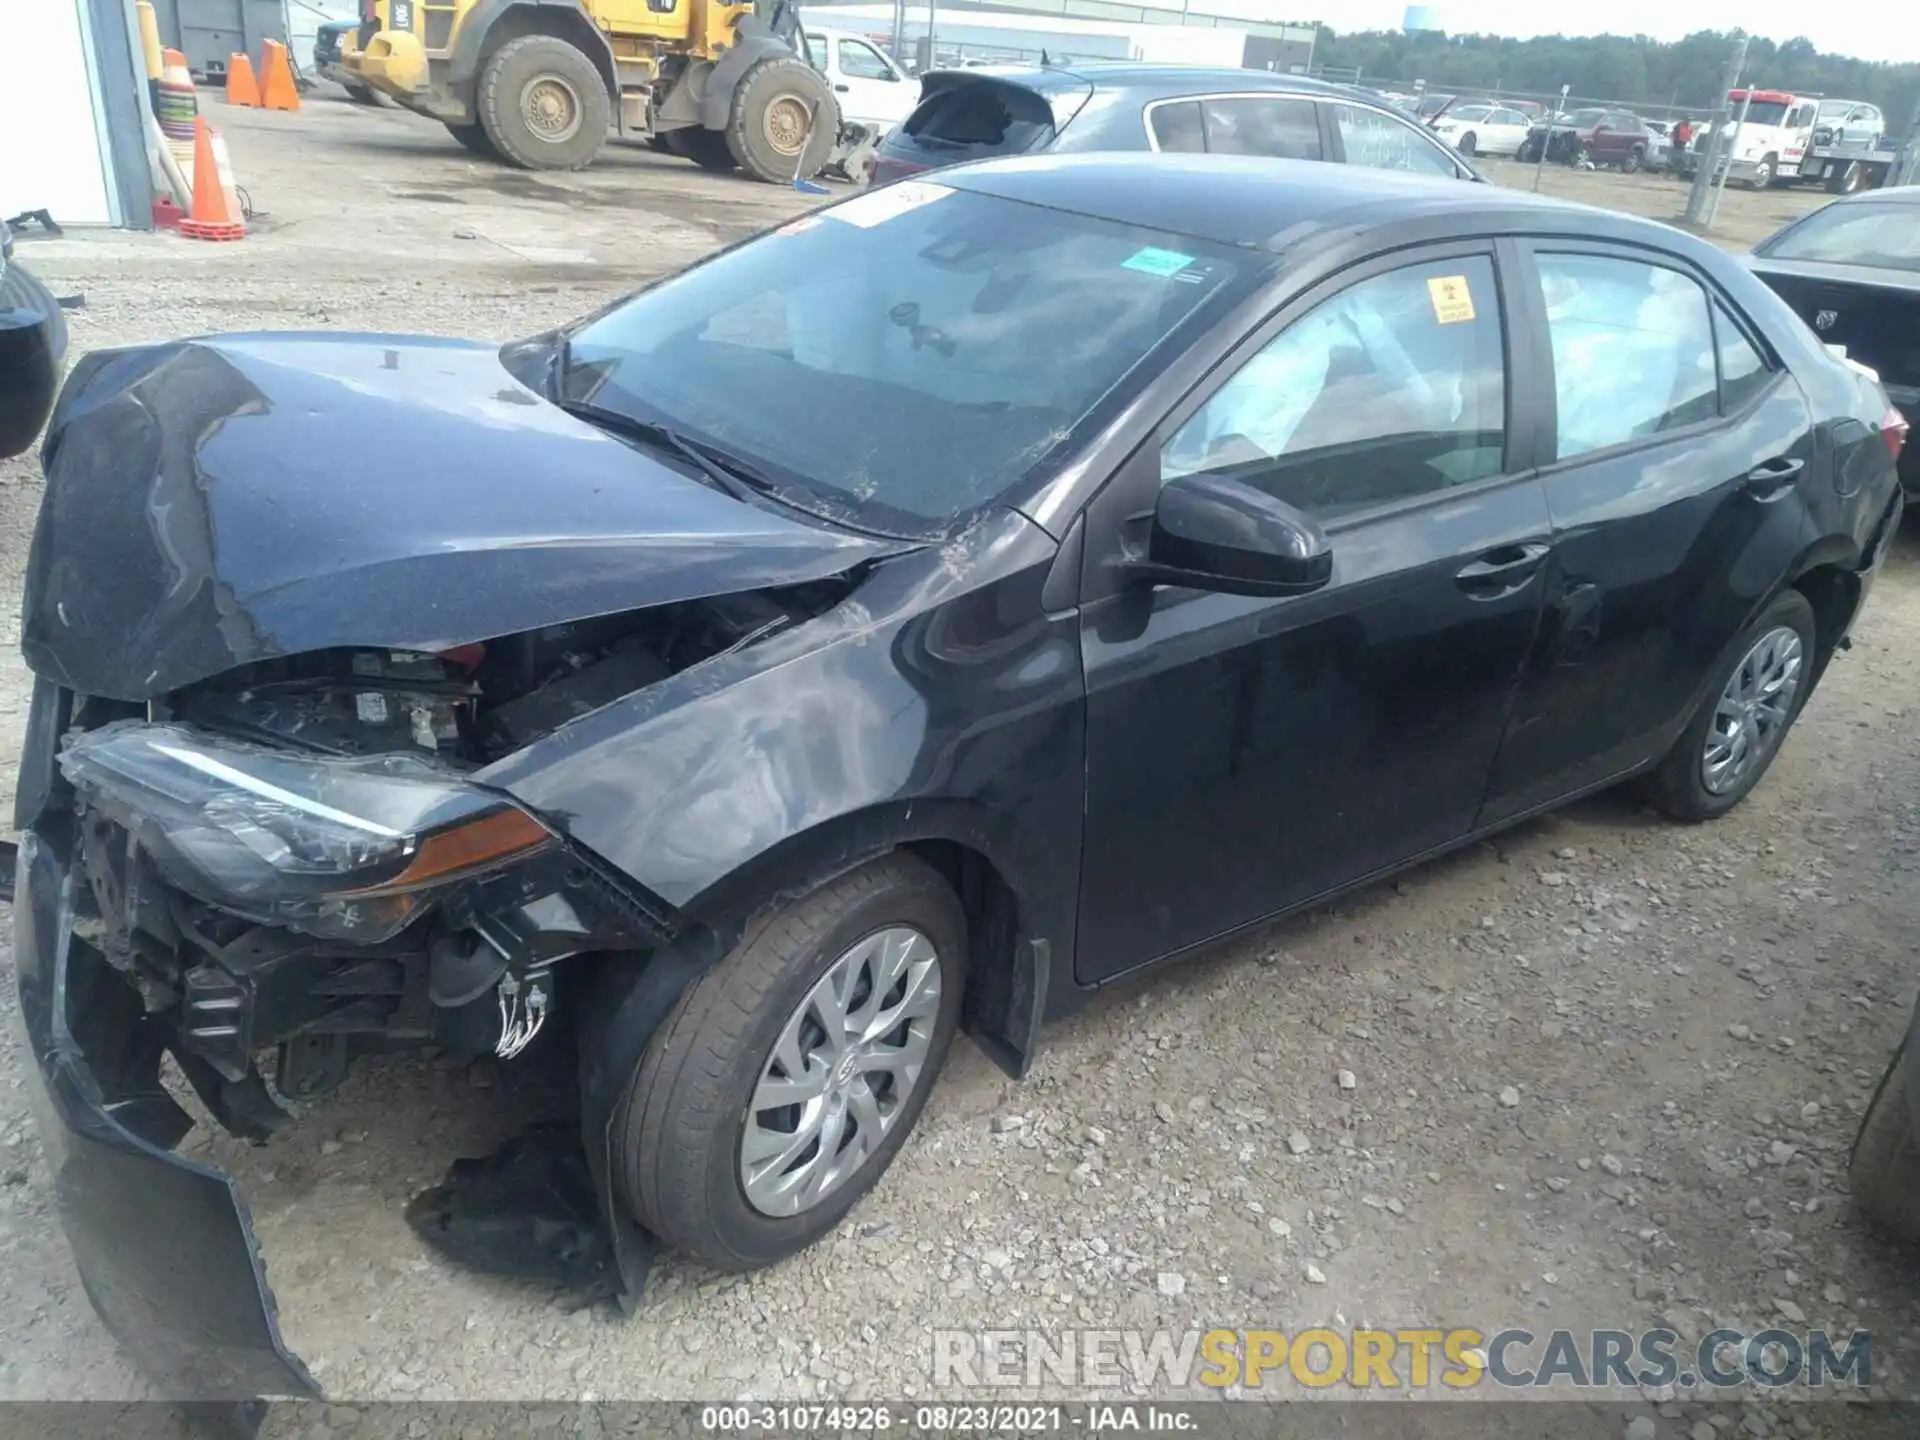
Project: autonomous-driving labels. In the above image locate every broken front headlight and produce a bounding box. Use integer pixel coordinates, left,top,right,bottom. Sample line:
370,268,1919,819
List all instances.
60,722,554,941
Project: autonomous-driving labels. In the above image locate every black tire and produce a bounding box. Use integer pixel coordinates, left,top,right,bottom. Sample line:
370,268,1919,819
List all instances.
664,127,737,172
1827,161,1863,195
1748,154,1776,190
1851,1039,1920,1241
613,852,966,1271
477,33,609,171
1457,131,1477,157
342,81,381,106
1640,589,1816,823
724,54,839,184
1621,144,1644,174
444,121,499,159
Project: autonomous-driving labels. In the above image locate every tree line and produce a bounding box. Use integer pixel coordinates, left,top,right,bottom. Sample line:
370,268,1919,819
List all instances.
1313,27,1920,122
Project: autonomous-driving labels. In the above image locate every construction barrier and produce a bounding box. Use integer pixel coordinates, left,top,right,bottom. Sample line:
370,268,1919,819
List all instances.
259,40,299,112
226,52,262,107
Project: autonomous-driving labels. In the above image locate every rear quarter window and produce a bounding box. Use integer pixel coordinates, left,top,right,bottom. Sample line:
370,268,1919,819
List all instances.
895,81,1056,160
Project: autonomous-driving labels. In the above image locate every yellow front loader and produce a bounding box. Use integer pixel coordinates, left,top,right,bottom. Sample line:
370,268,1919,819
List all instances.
342,0,843,180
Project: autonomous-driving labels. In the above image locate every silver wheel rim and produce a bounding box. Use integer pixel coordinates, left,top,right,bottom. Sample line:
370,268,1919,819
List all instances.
1701,625,1802,795
740,926,941,1217
521,72,582,144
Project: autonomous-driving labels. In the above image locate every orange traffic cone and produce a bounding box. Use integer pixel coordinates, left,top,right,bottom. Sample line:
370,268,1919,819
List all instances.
226,52,262,107
258,39,299,111
180,118,246,241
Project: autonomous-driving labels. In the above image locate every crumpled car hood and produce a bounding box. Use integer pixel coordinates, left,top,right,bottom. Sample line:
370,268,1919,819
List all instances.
21,334,901,701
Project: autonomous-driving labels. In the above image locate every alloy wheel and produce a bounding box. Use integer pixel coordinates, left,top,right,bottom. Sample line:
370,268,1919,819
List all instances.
740,926,942,1217
1701,625,1803,795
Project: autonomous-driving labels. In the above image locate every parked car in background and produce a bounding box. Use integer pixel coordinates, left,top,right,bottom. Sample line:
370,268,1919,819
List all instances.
1747,185,1920,494
1430,102,1533,157
1518,108,1655,170
0,218,65,460
803,26,917,137
1851,985,1920,1241
17,154,1904,1398
313,18,377,105
872,66,1483,185
1642,120,1674,171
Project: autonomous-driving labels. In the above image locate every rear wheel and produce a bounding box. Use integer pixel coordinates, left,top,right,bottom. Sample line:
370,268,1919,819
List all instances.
724,54,838,183
665,127,737,172
1827,160,1864,195
612,853,965,1269
444,121,499,159
477,33,610,171
1621,144,1644,173
1641,590,1815,822
1457,131,1477,157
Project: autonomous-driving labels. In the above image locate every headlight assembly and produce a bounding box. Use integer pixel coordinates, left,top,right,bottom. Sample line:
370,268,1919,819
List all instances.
60,722,554,941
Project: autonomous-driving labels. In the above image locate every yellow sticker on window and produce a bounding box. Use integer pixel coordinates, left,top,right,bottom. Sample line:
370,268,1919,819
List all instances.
1427,275,1476,324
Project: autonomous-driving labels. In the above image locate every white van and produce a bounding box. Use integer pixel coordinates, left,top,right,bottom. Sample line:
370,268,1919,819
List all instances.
803,27,918,138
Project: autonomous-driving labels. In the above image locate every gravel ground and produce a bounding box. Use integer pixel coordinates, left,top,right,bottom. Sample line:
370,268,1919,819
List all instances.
2,96,1918,1435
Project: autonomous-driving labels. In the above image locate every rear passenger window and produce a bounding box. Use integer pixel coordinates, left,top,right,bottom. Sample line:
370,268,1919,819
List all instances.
1203,97,1322,161
1538,253,1718,459
1150,100,1205,153
899,81,1055,160
1714,302,1771,412
1333,104,1457,176
1162,255,1506,521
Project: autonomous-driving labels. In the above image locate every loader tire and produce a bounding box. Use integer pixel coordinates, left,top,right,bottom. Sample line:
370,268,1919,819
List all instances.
665,127,738,172
445,122,499,159
478,34,609,171
724,55,838,184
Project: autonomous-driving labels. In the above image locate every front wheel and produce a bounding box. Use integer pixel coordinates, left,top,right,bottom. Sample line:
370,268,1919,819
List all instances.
444,121,499,159
665,127,737,172
1640,589,1815,822
612,853,966,1270
477,33,610,170
1457,131,1477,157
1748,155,1776,190
724,54,838,183
1621,145,1644,173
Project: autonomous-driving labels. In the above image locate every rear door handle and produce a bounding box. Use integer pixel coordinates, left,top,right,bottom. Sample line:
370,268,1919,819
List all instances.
834,83,850,92
1456,542,1550,597
1745,455,1804,499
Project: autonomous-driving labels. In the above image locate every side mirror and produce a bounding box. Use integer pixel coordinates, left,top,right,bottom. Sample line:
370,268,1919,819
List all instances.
1133,471,1332,598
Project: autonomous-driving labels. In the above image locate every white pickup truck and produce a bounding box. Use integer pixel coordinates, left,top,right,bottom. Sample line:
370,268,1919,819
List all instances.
802,26,918,139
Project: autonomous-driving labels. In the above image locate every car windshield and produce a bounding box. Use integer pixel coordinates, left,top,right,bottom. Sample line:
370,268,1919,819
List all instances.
563,184,1245,537
1735,100,1791,127
1762,203,1920,272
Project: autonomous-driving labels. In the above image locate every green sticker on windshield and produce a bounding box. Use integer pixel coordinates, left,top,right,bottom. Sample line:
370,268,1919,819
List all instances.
1122,246,1194,278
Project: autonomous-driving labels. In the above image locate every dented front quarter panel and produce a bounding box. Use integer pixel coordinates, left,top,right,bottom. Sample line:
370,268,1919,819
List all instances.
23,335,903,701
481,508,1087,979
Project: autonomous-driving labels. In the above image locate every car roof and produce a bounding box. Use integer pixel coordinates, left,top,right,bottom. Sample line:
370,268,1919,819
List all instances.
954,62,1367,104
936,152,1690,253
1823,184,1920,207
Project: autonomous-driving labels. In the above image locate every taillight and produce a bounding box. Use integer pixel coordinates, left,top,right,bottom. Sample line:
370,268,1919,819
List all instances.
1885,406,1910,461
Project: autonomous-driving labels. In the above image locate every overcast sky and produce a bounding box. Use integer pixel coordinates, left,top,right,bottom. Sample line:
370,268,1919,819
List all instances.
1326,3,1920,65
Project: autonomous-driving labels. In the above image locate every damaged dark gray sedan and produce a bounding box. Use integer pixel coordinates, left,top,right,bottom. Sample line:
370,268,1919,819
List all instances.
13,155,1904,1398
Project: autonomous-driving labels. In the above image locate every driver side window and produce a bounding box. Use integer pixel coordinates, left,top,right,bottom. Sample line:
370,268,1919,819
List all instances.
1162,254,1507,522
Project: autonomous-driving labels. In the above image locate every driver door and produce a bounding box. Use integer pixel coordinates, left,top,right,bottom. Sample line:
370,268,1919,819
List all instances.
1073,243,1553,984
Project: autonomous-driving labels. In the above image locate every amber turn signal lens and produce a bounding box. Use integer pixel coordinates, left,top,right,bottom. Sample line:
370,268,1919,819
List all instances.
353,807,553,893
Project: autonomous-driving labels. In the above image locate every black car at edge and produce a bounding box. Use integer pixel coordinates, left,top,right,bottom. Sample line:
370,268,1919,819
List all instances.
12,155,1905,1398
1744,184,1920,494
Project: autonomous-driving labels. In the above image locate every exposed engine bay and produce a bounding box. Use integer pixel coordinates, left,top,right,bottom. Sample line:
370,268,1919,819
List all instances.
60,582,848,1139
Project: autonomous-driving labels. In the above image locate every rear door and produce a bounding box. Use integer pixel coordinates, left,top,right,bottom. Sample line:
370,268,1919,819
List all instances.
1479,244,1817,823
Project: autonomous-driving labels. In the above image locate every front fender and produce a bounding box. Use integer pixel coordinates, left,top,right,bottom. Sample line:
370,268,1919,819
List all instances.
480,507,1084,995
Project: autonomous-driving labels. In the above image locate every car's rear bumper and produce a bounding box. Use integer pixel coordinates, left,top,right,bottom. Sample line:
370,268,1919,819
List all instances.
12,822,318,1399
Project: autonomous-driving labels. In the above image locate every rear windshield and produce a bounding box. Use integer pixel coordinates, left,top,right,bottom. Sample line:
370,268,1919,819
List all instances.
1761,203,1920,272
893,80,1056,160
